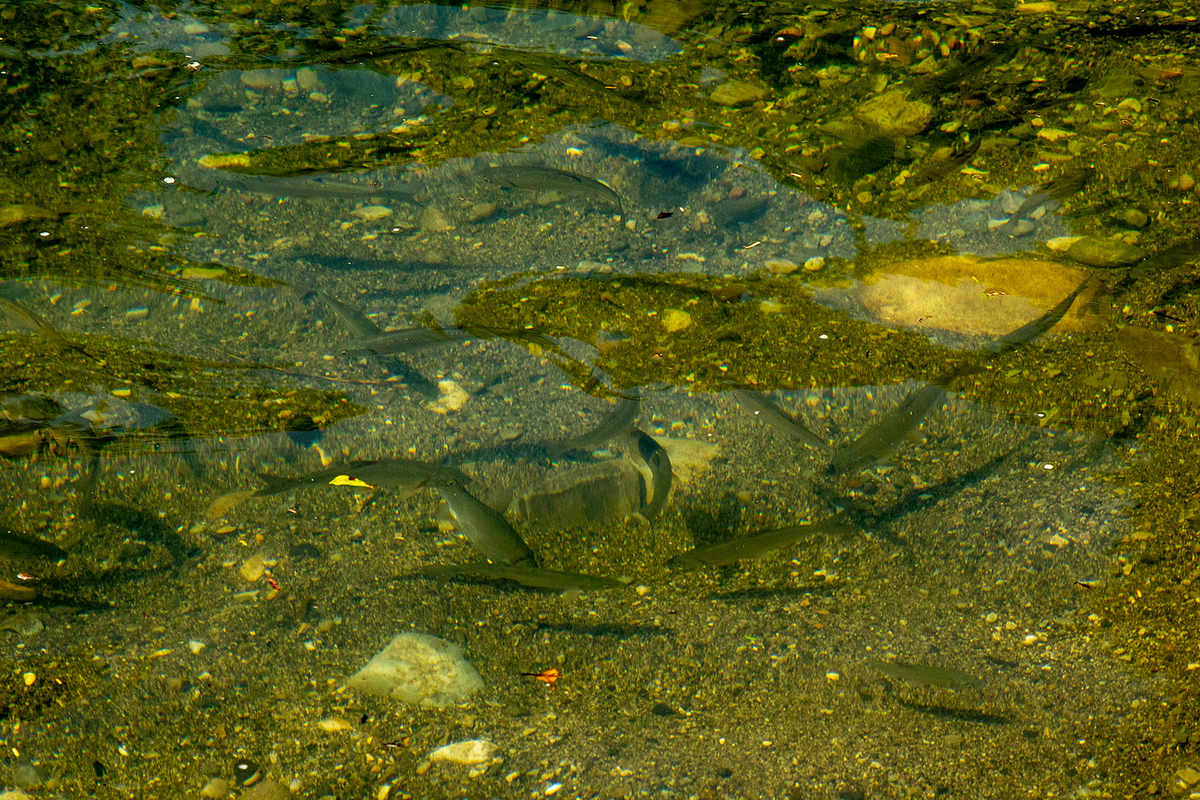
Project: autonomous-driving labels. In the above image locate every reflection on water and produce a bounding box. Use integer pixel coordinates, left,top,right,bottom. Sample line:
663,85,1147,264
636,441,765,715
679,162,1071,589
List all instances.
3,0,1200,797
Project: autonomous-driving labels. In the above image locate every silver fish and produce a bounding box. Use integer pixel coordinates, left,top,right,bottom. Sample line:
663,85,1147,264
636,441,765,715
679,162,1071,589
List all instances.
484,165,623,215
732,390,830,452
829,384,946,475
987,273,1093,354
629,429,671,519
867,658,982,690
432,479,538,567
1000,167,1091,235
667,511,853,568
548,397,639,456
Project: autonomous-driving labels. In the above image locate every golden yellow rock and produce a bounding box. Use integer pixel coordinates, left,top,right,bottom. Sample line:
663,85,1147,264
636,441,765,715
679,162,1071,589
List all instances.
661,309,692,333
23,672,35,686
430,380,468,414
240,553,266,582
816,255,1097,337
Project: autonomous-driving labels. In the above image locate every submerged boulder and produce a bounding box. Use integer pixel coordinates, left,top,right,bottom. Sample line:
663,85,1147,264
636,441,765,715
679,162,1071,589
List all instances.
346,633,484,707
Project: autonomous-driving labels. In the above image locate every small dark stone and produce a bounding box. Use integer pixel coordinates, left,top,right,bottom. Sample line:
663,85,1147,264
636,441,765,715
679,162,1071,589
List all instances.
650,702,675,717
716,767,733,779
92,760,106,779
288,542,321,560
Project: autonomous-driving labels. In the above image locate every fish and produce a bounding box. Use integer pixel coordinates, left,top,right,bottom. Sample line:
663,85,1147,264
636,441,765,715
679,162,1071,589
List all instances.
548,396,639,456
828,383,947,475
986,273,1093,354
316,292,439,397
909,135,981,188
867,658,982,690
1000,167,1092,234
253,458,464,498
0,292,100,362
189,169,418,203
347,323,556,357
0,527,68,560
732,390,831,452
483,165,623,215
415,563,625,591
430,477,538,567
1136,234,1200,271
628,429,671,519
667,511,853,568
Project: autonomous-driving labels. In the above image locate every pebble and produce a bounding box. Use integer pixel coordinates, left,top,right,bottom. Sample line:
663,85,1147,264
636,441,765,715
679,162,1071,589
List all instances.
352,205,392,221
468,202,497,222
346,632,485,707
242,779,290,800
710,80,767,107
661,308,692,332
1067,236,1145,268
199,777,229,798
1178,766,1200,787
295,67,321,92
855,90,933,136
765,258,798,275
430,380,468,414
240,69,282,91
125,307,149,320
1110,208,1149,229
428,739,497,765
803,256,825,272
239,554,266,582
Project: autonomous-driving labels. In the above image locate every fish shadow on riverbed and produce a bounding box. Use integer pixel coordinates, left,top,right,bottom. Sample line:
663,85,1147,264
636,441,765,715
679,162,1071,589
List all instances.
706,584,835,602
531,619,674,639
892,695,1011,726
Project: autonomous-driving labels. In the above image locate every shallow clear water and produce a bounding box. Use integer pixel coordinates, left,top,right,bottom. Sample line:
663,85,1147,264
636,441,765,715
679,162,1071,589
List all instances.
2,1,1200,798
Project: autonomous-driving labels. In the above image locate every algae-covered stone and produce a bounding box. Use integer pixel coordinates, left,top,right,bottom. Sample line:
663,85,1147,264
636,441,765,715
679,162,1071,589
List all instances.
661,308,692,332
710,80,768,107
1067,236,1145,268
347,633,484,707
855,91,933,136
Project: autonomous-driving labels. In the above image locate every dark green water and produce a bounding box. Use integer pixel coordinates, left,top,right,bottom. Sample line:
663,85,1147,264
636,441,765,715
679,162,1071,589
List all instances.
2,1,1200,797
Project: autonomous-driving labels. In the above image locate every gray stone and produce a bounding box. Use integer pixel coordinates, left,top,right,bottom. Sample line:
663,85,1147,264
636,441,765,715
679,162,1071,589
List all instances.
347,633,484,707
1068,236,1145,268
513,459,643,529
